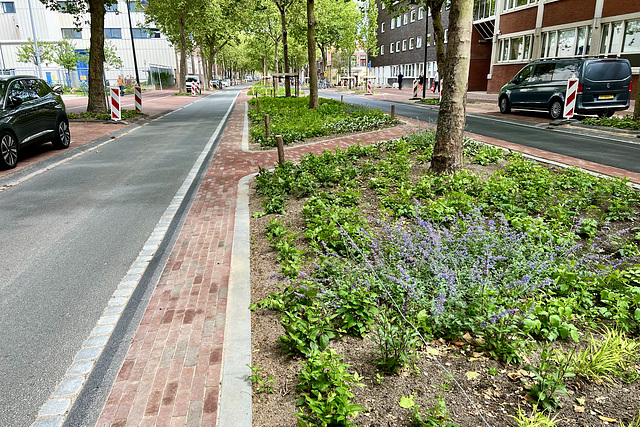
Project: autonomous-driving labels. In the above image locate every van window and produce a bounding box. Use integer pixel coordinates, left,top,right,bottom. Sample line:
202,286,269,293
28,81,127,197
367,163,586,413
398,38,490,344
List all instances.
552,63,579,81
514,64,534,83
584,61,631,81
531,63,555,82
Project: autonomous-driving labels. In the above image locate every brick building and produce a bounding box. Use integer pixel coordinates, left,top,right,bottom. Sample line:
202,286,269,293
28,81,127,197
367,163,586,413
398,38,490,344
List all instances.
372,0,639,97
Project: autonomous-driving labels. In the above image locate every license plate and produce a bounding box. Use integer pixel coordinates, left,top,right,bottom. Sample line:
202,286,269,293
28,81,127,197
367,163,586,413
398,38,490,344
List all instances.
598,95,614,100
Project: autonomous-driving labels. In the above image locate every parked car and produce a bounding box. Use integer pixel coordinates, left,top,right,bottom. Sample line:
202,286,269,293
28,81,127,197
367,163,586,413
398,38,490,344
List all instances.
185,75,200,93
0,75,70,169
498,58,632,120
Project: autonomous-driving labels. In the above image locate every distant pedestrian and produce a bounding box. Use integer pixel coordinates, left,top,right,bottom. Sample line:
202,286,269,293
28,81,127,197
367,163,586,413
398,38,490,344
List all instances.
117,75,125,95
418,73,424,91
397,72,403,90
433,71,440,94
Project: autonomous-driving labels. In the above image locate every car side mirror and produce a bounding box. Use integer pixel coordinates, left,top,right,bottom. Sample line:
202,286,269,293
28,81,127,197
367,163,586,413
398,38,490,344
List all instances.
52,85,63,94
7,96,23,108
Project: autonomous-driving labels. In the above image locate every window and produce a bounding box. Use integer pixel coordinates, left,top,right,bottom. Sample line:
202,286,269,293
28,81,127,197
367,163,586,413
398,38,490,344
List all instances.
104,28,122,39
531,63,555,82
360,55,366,66
396,16,401,27
106,3,117,12
498,34,533,62
504,0,536,11
409,38,414,49
601,20,639,55
416,36,422,48
396,41,400,52
541,26,591,58
426,33,431,46
61,28,82,39
444,29,448,43
410,9,416,22
57,1,74,13
403,12,408,25
402,39,407,51
390,43,394,53
381,22,385,33
1,2,15,13
381,45,384,55
418,7,424,19
8,79,37,103
623,19,640,53
391,19,395,29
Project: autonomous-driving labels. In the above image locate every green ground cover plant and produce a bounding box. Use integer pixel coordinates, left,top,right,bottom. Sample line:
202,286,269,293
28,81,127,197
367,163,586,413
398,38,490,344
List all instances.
67,109,143,121
247,96,399,148
581,115,640,130
250,126,640,425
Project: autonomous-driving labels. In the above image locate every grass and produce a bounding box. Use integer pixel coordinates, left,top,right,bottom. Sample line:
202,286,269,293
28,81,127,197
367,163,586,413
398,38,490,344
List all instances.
67,109,145,121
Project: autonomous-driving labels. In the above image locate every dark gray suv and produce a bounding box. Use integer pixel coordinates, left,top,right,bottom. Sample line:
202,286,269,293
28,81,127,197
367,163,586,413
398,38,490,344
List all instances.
498,58,632,120
0,75,70,169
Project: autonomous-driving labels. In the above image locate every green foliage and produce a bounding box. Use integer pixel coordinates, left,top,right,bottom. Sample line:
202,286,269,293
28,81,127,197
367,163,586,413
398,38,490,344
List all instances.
510,405,559,426
560,327,640,384
15,38,53,65
67,109,143,121
471,144,505,166
371,310,420,374
266,218,306,277
582,114,640,130
296,349,365,426
331,283,379,338
248,96,398,148
524,346,575,411
247,365,275,394
399,394,459,427
481,315,531,365
523,297,580,343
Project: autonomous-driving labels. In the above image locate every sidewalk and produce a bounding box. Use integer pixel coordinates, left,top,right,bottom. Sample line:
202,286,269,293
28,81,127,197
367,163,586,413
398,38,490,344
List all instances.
92,88,640,427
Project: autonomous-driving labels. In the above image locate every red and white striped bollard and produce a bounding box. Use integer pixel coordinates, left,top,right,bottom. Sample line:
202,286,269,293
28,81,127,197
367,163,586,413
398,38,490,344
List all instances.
110,87,121,121
412,79,419,98
134,86,142,112
563,78,579,119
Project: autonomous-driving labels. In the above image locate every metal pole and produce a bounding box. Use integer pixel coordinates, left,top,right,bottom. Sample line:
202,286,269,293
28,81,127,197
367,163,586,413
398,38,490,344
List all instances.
422,7,428,99
27,0,42,78
0,43,6,73
126,0,141,86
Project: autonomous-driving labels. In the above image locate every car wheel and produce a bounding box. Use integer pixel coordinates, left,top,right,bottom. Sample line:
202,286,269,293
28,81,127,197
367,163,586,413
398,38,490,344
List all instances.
549,99,563,120
52,117,71,149
499,96,511,114
0,131,18,169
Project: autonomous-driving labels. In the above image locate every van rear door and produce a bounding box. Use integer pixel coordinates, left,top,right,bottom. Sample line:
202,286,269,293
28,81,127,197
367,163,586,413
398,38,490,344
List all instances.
580,59,631,109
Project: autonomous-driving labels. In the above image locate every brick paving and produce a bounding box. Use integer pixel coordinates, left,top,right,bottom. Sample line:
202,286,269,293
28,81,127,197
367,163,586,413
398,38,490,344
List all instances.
94,92,420,427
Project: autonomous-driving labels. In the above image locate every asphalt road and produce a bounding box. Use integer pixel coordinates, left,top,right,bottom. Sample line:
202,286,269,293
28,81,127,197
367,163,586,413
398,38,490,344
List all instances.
320,91,640,174
0,87,241,426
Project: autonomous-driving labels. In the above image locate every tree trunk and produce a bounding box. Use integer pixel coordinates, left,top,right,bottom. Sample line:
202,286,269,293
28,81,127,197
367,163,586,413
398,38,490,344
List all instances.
87,0,107,114
430,0,473,174
178,15,187,93
274,40,279,91
430,2,446,74
279,8,291,97
307,0,318,109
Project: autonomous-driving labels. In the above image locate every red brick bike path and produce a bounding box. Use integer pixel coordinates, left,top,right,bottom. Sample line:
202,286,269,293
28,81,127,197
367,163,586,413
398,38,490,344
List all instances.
95,93,420,427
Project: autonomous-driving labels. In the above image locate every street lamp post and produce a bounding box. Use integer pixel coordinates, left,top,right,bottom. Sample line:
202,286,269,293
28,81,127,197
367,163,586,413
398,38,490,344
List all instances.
27,0,42,78
126,0,148,86
422,8,428,99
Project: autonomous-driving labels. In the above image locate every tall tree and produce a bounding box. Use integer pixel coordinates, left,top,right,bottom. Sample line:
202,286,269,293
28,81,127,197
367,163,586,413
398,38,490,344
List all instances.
144,0,201,93
40,0,115,113
52,39,82,87
382,0,472,173
272,0,296,96
15,39,53,66
306,0,318,109
314,0,359,76
357,0,379,67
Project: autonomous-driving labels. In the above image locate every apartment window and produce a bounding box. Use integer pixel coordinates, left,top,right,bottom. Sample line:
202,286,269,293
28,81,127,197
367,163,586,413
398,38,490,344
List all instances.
541,26,591,58
61,28,82,39
381,22,385,33
106,3,117,12
403,12,408,25
410,9,416,22
444,29,448,43
504,0,536,11
416,36,422,48
498,34,533,62
390,43,394,53
391,19,395,30
418,7,424,19
396,16,401,27
409,38,414,49
104,28,122,39
380,45,384,55
402,39,407,51
2,2,15,13
132,28,159,38
601,20,640,55
426,33,431,46
360,55,366,66
396,41,400,52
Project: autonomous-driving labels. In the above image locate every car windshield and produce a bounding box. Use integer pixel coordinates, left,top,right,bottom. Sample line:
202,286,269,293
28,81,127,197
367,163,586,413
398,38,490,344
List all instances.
584,61,631,81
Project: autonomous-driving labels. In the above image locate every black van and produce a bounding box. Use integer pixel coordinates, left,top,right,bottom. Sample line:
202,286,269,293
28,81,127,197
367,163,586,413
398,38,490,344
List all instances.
498,58,632,119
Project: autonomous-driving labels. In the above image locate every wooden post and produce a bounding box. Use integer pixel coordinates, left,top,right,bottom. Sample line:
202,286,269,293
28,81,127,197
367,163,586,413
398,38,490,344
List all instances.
265,114,271,140
340,95,343,103
275,135,285,165
256,99,260,111
391,105,395,119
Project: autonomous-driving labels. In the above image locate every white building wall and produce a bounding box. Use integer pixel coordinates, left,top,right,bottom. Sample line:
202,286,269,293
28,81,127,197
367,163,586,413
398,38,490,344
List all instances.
0,0,180,86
